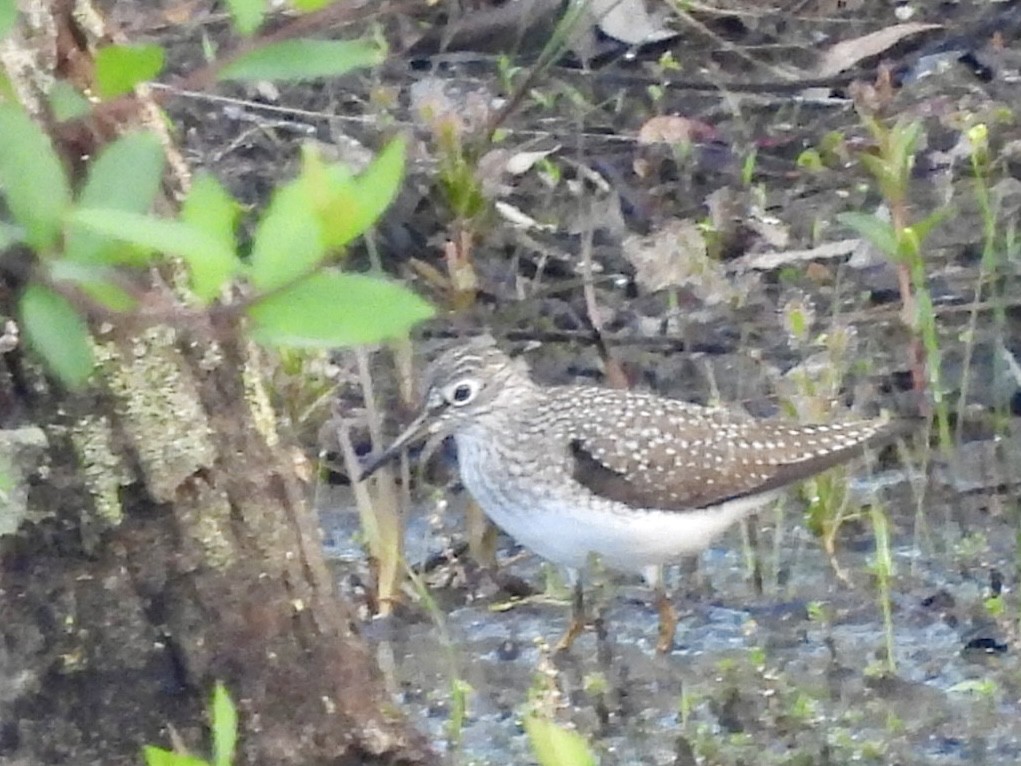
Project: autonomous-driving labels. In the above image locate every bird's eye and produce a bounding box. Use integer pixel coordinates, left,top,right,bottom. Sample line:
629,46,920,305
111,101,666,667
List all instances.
448,380,477,405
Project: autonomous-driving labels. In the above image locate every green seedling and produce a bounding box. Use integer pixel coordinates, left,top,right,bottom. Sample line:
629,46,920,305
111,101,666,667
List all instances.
839,117,948,449
144,682,236,766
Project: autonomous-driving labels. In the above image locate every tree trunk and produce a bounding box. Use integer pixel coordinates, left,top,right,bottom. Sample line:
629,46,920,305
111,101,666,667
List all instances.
0,3,433,765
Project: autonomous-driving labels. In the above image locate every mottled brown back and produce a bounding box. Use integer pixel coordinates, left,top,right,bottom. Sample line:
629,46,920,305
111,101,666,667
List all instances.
546,386,911,511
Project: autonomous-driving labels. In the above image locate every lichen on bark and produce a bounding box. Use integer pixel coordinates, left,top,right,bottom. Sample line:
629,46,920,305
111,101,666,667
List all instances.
96,325,216,502
69,414,126,546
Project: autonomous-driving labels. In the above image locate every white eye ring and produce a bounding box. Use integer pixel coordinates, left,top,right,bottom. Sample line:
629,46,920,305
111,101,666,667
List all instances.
445,379,479,406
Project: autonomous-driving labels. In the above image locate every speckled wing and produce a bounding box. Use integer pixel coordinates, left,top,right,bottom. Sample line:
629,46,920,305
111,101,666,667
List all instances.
548,386,909,512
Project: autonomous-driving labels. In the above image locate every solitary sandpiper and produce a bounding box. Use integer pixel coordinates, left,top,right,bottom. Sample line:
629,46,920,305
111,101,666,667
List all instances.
360,336,911,652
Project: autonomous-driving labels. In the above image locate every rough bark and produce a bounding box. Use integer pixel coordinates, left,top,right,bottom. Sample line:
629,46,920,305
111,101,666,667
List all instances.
0,2,433,764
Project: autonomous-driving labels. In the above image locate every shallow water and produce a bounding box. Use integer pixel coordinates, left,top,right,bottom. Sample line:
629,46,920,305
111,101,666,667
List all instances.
319,455,1021,766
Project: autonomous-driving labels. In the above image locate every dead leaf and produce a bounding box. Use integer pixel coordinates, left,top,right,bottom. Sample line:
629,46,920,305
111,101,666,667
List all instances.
731,239,860,272
586,0,679,46
745,215,790,250
848,64,896,114
804,262,834,283
292,448,314,484
495,201,555,231
505,145,560,175
637,115,717,146
632,156,652,178
163,0,206,25
705,187,738,236
623,219,736,304
473,142,581,197
476,148,513,199
815,22,941,78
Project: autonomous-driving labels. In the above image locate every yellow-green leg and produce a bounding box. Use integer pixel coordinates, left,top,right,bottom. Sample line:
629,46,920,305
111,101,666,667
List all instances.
645,564,677,653
655,584,678,653
555,577,586,653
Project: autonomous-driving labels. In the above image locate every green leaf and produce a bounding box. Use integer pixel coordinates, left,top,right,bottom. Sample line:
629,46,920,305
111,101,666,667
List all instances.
219,39,385,82
858,153,893,188
142,748,176,766
94,44,165,99
910,207,948,246
291,0,331,9
0,72,14,102
796,149,824,172
248,271,433,348
838,212,897,258
210,683,237,766
142,746,211,766
248,181,325,292
48,81,92,122
523,714,597,766
142,746,171,766
891,120,922,167
80,133,165,211
0,1,15,39
181,174,241,301
49,260,137,312
19,284,94,386
65,132,166,264
0,104,71,251
305,138,405,249
70,209,236,293
199,29,217,62
224,0,266,35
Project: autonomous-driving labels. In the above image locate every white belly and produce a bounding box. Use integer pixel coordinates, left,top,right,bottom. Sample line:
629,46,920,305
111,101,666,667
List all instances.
454,432,777,575
490,492,777,572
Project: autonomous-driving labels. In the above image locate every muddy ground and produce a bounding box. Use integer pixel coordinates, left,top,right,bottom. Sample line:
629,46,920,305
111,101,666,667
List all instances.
122,0,1021,762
